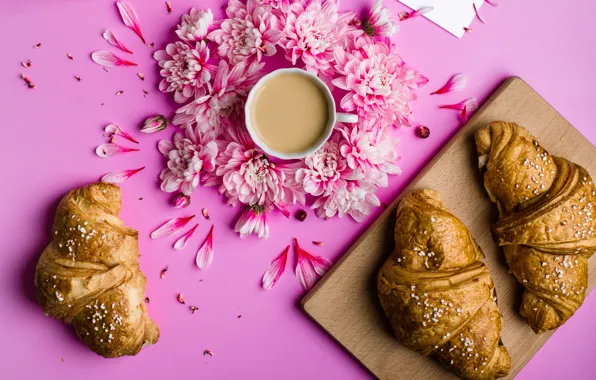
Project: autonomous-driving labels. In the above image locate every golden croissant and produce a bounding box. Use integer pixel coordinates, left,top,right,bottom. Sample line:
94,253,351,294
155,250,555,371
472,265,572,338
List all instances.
476,121,595,333
35,183,159,358
378,189,511,380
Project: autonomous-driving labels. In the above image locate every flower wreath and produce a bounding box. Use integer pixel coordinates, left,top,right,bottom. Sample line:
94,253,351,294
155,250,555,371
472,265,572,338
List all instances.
153,0,427,239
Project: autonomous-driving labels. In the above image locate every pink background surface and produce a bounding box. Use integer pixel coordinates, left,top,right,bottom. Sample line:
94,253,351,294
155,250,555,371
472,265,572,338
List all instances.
2,0,596,379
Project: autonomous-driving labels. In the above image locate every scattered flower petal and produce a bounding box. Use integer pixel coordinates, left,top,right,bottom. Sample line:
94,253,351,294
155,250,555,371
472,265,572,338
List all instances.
295,238,332,290
151,215,195,239
173,193,191,208
174,224,198,250
116,90,124,95
21,74,35,88
439,97,478,112
100,167,145,184
189,305,199,313
313,241,324,246
147,42,154,48
141,115,167,133
74,75,81,81
203,350,213,356
459,106,469,124
166,1,172,14
296,209,307,222
274,203,290,219
400,6,433,20
144,297,150,303
177,293,185,304
416,126,430,139
473,3,486,24
95,143,139,158
195,225,214,269
464,27,472,33
104,123,139,144
116,0,146,43
137,72,145,80
33,43,41,48
202,208,210,220
430,73,467,95
102,30,133,54
262,246,289,290
91,51,137,67
67,53,73,60
21,60,32,68
160,266,168,279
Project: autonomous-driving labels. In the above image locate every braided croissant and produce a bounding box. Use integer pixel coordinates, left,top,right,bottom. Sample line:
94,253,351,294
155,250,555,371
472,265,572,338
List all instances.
378,189,511,380
35,183,159,358
476,121,595,333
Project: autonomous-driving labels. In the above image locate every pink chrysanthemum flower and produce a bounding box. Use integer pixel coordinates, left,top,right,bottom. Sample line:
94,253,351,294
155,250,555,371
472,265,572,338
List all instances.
235,204,270,239
332,38,428,127
362,0,398,37
153,41,215,104
173,59,263,135
295,133,357,197
311,181,380,222
207,0,282,64
280,0,355,76
339,121,401,187
256,0,292,13
206,124,305,207
158,126,218,196
176,8,218,42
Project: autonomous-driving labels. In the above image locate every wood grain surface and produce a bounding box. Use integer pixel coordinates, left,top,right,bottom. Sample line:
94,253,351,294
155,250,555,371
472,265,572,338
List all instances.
301,77,596,380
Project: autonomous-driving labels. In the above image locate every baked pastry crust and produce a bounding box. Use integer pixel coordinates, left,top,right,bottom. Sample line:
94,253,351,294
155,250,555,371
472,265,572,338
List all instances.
35,183,159,358
378,189,511,380
476,121,595,333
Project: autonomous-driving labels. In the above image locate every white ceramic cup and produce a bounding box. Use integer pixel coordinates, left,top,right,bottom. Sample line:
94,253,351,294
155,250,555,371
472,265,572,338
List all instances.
245,68,359,160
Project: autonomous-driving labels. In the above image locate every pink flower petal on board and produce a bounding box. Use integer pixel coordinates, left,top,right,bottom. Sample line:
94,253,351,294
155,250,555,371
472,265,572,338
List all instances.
116,0,146,43
262,246,290,290
430,73,467,95
294,238,332,290
151,215,195,239
102,30,133,54
174,224,198,250
91,51,137,67
95,143,139,158
274,203,290,219
196,226,214,269
100,167,145,183
439,97,478,112
400,6,433,20
103,123,139,144
473,3,486,24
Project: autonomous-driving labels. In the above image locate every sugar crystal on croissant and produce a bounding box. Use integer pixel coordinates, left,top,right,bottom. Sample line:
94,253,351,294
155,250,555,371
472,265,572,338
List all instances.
35,182,159,358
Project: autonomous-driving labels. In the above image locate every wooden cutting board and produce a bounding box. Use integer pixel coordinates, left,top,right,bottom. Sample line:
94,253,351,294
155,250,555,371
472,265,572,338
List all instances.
302,77,596,379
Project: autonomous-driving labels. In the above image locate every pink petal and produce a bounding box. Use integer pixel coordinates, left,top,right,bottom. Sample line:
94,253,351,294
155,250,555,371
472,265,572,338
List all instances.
438,97,478,112
473,3,486,24
103,123,139,144
262,245,289,290
116,0,146,43
459,106,469,124
95,143,139,158
294,238,332,291
158,140,173,156
196,225,214,269
430,73,467,95
174,224,198,250
100,167,144,183
274,203,290,219
91,51,137,67
401,6,433,20
102,30,133,54
151,215,195,239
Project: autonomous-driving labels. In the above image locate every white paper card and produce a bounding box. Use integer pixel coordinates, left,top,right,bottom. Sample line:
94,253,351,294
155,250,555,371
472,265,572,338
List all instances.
398,0,484,39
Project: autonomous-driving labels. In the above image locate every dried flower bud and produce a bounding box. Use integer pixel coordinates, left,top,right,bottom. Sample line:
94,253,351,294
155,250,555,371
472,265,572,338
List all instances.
144,297,150,303
296,209,307,222
141,114,167,134
173,193,191,208
416,126,430,139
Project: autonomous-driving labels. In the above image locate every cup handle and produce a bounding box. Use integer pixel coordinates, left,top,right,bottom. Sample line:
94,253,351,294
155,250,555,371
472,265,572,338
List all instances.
336,113,359,123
